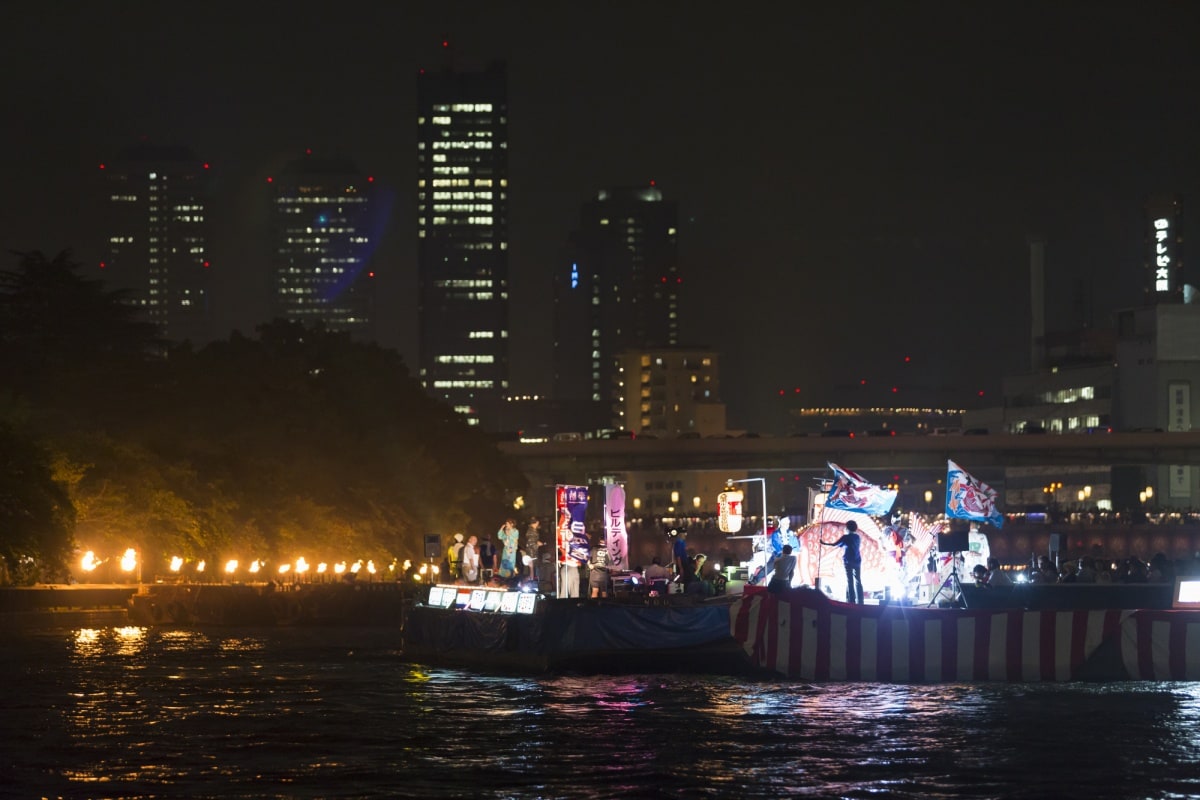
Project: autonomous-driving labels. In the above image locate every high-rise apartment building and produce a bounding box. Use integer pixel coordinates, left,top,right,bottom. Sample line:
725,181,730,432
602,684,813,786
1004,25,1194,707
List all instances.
268,154,379,339
99,143,213,345
614,347,725,437
553,185,681,432
416,61,509,428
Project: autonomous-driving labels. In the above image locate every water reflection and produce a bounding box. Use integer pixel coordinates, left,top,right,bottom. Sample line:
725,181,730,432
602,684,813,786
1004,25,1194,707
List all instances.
10,628,1200,798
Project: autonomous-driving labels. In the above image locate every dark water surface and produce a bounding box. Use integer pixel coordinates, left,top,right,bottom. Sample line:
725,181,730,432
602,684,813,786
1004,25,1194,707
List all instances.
4,624,1200,799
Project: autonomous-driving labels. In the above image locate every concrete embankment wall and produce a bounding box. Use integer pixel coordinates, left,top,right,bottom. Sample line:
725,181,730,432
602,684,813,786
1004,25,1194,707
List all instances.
0,585,137,629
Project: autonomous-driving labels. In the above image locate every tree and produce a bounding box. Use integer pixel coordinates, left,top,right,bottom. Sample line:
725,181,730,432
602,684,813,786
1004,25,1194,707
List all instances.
0,424,75,584
0,250,162,385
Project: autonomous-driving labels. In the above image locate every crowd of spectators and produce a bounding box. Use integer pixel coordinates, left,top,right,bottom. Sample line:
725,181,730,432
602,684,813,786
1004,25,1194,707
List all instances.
976,551,1200,586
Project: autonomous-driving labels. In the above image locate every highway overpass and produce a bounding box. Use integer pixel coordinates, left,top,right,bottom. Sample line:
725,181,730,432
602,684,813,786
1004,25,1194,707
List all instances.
499,431,1200,474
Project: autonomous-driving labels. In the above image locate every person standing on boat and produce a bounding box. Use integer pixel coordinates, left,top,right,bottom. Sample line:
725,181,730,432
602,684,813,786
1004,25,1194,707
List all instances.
821,520,864,604
446,533,465,581
672,530,689,582
588,534,610,598
523,518,542,579
461,535,480,585
497,518,520,580
767,545,796,593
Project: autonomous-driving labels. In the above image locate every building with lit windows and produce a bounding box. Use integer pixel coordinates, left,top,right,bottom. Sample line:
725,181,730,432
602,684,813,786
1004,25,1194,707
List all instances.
976,196,1200,511
553,185,681,432
416,61,509,428
614,347,725,438
99,143,213,344
268,154,379,339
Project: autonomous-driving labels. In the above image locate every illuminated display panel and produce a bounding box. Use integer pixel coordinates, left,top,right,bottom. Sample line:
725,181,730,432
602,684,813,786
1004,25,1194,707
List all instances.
455,590,471,608
1174,578,1200,608
483,591,503,612
437,588,456,608
516,593,537,614
500,591,519,613
468,589,487,610
427,586,445,606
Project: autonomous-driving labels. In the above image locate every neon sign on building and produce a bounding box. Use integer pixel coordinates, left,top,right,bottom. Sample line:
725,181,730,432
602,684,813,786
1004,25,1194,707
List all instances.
1148,196,1181,298
1154,216,1173,293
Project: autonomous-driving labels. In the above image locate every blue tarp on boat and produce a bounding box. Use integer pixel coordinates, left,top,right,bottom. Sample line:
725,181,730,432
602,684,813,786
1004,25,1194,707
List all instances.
403,599,740,672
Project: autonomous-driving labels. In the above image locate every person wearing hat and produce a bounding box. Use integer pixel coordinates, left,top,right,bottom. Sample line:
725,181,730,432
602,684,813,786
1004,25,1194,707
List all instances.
446,533,465,581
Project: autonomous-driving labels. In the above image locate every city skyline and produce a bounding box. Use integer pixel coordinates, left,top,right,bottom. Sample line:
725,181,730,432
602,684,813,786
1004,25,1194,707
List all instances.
4,2,1200,433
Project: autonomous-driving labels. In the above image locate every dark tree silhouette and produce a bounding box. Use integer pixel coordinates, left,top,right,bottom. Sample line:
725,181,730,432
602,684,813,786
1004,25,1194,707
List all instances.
0,249,161,382
0,424,74,584
0,248,528,581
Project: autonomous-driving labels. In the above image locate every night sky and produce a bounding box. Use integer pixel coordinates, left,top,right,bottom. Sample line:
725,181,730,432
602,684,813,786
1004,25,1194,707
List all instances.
4,2,1200,433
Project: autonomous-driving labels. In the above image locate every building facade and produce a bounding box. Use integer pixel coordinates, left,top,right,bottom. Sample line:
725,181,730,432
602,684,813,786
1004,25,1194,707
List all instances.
268,154,378,339
553,185,681,431
614,347,725,437
100,143,213,345
416,61,509,428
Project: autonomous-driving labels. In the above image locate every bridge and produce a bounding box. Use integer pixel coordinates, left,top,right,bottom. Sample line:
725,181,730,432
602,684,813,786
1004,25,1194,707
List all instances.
499,431,1200,476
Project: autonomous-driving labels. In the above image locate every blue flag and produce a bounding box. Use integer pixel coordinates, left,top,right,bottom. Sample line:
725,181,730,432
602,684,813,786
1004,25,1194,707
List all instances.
826,462,897,516
945,460,1004,528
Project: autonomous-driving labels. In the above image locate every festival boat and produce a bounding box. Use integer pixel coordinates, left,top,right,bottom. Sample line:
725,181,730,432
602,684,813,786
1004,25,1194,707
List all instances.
727,490,1200,682
401,574,1200,682
731,583,1200,682
401,583,749,673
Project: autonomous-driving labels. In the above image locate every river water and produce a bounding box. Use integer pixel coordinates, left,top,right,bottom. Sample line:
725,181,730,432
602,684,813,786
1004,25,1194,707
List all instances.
3,623,1200,799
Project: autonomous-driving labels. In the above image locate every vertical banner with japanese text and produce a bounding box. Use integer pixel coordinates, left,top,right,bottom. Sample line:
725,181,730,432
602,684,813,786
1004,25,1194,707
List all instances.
1169,382,1192,499
556,485,590,564
604,484,628,571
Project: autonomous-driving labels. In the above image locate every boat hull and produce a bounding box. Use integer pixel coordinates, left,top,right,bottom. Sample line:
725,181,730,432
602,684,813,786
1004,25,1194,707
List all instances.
732,586,1200,682
403,599,749,673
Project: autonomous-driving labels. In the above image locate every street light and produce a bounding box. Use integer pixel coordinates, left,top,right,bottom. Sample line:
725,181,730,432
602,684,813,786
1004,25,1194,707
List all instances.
1043,481,1063,510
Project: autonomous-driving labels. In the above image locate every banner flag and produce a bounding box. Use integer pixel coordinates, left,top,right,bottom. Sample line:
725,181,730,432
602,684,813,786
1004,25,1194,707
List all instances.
604,484,628,571
945,460,1004,528
556,485,591,564
825,462,898,516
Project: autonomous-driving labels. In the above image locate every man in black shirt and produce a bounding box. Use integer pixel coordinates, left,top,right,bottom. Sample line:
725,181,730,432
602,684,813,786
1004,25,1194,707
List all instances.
822,520,864,604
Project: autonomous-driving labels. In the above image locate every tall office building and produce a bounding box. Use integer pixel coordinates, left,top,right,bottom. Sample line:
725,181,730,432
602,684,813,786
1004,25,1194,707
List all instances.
268,153,379,339
99,143,213,345
553,185,681,432
416,61,509,428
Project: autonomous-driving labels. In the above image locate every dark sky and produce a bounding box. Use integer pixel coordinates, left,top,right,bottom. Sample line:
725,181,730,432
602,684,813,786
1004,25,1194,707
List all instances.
4,1,1200,433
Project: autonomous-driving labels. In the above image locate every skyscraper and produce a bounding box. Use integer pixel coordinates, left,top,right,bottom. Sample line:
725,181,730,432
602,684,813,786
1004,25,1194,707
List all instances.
416,61,509,428
553,185,681,432
268,153,379,339
100,142,213,345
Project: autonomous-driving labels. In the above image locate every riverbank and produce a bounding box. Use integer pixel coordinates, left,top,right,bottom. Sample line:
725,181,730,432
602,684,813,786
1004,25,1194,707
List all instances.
0,585,137,630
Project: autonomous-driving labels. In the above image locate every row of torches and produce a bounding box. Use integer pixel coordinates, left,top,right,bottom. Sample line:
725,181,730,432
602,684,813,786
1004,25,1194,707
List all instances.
78,549,442,581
